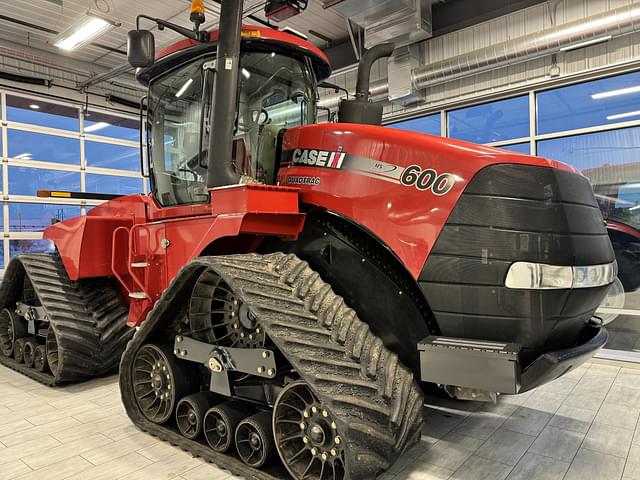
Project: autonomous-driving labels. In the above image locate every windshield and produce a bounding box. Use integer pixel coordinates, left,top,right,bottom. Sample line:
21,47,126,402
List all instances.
147,51,316,207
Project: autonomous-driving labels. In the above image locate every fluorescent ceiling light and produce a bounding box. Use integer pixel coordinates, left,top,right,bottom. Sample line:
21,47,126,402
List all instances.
241,68,251,79
175,78,194,98
560,35,612,52
84,121,111,133
15,153,32,160
592,85,640,99
29,104,40,110
53,11,119,51
606,110,640,121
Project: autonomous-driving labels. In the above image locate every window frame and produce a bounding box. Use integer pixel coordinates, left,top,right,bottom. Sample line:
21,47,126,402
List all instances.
0,87,146,277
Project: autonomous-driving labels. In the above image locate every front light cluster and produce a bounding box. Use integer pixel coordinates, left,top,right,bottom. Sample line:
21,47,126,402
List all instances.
505,261,617,290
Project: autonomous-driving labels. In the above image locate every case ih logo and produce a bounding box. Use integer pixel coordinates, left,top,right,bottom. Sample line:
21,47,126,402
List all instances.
291,149,346,169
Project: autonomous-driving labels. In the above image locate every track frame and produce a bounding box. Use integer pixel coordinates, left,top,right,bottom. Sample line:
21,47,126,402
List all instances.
120,252,423,480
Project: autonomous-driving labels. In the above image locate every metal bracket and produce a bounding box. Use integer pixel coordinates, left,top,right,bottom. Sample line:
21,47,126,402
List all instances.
173,336,277,397
202,60,217,71
16,302,48,336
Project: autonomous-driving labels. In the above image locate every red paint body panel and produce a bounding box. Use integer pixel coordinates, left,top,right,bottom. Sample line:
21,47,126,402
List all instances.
42,119,573,325
45,216,134,280
44,185,305,326
156,25,329,66
606,219,640,239
279,123,576,279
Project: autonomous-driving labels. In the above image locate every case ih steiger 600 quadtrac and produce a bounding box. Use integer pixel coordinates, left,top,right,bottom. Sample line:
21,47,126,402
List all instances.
0,1,617,478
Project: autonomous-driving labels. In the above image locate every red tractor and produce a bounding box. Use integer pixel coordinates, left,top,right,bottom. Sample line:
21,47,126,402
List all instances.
0,1,616,479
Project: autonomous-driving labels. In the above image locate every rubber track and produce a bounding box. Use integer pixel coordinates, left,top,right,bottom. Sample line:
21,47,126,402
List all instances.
0,254,133,385
120,252,423,480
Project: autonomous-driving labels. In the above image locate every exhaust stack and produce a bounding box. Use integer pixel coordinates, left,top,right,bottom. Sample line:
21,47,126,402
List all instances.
338,42,394,125
207,0,244,188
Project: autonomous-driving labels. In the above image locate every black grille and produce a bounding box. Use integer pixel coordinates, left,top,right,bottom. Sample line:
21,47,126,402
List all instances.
419,164,614,363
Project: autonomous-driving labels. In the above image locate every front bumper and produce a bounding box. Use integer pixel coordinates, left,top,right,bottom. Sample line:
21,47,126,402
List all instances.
519,320,607,392
418,320,608,395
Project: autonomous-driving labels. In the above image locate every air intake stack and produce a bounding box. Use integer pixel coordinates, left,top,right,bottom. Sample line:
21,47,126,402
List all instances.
338,42,395,125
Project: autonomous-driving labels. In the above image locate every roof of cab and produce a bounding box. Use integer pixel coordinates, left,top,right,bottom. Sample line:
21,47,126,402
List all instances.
156,25,329,66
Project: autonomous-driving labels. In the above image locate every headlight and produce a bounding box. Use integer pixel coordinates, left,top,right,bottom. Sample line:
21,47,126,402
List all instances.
505,261,617,290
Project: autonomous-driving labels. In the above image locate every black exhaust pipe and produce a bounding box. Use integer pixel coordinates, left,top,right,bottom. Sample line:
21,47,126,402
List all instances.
207,0,244,188
338,42,395,125
355,43,395,101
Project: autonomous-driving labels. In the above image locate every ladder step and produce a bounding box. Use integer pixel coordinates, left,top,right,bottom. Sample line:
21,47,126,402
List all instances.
129,292,148,299
131,262,149,268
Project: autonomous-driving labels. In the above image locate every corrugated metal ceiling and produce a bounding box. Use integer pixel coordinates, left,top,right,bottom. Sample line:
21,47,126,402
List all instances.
0,0,349,71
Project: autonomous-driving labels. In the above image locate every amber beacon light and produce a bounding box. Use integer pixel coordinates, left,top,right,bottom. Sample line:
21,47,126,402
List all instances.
190,0,206,28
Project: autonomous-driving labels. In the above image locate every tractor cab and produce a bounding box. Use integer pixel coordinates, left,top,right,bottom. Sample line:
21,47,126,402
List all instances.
130,23,330,207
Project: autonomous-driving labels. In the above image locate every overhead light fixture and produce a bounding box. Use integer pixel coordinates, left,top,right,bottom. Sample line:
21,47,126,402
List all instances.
592,85,640,99
53,11,120,51
241,68,251,79
606,110,640,121
84,122,111,133
560,35,612,52
175,78,194,98
29,104,40,110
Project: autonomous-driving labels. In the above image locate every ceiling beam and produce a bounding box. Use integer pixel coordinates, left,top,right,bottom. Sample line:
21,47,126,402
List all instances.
0,37,139,91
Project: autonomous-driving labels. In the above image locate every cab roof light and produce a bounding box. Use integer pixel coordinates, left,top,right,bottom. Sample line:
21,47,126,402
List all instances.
265,0,308,22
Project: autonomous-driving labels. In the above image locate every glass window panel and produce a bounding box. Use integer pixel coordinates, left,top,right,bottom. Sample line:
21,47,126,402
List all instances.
84,111,139,141
538,127,640,354
0,241,3,269
85,173,143,195
9,240,55,260
8,130,80,165
9,203,81,232
539,128,640,283
448,95,529,144
6,95,79,131
9,167,81,196
498,143,531,154
538,71,640,135
387,113,441,136
85,141,140,171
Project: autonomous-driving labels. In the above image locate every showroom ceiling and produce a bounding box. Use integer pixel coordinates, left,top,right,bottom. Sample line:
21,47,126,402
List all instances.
0,0,550,97
0,0,349,70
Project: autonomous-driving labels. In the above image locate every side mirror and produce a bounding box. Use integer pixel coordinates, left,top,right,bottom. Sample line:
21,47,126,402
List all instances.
127,30,155,68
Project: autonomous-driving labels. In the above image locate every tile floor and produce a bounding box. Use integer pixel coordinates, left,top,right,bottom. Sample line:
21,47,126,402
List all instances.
0,361,638,480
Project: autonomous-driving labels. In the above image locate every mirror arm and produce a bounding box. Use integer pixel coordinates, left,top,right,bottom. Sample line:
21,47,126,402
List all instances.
136,14,208,42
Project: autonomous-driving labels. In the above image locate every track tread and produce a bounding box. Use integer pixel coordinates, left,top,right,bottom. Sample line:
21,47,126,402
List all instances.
120,252,423,480
0,254,133,385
